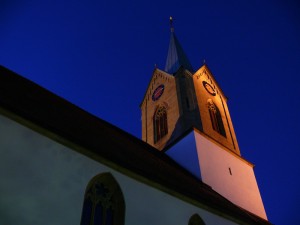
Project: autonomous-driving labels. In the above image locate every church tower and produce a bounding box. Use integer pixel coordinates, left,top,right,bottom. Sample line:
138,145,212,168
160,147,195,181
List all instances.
140,17,202,150
140,18,268,220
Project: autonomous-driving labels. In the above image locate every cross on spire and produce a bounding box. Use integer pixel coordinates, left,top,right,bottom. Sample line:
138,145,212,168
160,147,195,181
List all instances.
170,16,174,32
165,17,194,74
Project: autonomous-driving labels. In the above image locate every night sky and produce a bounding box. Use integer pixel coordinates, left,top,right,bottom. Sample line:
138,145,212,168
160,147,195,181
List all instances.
1,1,300,224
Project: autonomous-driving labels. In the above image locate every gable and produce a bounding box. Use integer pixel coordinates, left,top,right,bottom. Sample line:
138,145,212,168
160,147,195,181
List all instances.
140,68,174,108
140,68,181,150
193,65,240,154
194,64,227,100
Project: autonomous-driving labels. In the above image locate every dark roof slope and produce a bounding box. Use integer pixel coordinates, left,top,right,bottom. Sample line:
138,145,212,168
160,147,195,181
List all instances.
0,65,271,225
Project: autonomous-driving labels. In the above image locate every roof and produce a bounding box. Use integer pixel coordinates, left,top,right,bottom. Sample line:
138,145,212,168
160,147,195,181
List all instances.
0,65,271,225
165,31,194,74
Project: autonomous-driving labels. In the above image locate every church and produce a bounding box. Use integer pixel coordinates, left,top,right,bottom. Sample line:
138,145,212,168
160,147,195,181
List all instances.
0,19,271,224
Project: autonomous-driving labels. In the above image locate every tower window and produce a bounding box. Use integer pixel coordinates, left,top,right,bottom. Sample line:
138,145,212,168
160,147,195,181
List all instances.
153,106,168,143
207,100,226,137
80,173,125,225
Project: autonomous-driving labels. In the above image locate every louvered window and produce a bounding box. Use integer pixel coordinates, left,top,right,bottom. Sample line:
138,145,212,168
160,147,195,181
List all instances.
153,106,168,143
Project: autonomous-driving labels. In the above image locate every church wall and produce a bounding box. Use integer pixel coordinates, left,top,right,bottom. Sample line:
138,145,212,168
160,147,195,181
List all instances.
0,113,239,225
166,131,201,179
194,130,267,219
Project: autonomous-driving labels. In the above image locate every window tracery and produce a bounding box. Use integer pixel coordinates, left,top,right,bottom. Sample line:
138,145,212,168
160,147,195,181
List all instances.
207,99,226,137
80,173,125,225
153,106,168,143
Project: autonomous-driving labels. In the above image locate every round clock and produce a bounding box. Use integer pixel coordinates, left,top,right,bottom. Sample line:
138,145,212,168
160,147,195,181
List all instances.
202,81,216,96
152,84,165,101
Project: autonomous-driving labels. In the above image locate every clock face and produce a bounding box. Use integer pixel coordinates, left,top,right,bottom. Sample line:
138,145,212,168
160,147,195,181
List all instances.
152,84,165,101
202,81,216,96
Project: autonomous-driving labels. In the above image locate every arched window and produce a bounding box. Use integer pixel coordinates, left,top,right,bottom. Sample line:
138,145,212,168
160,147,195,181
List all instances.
207,100,226,137
188,213,206,225
80,173,125,225
153,106,168,143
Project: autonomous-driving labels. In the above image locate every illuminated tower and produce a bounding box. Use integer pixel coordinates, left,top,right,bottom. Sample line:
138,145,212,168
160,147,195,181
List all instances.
140,18,202,150
140,18,268,220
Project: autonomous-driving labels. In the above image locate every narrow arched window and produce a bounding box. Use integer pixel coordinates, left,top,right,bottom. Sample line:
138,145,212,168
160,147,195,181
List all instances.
188,213,206,225
153,106,168,143
80,173,125,225
207,100,226,137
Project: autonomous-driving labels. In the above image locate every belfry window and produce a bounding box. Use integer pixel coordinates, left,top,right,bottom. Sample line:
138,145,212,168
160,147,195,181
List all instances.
207,100,226,137
153,106,168,143
80,173,125,225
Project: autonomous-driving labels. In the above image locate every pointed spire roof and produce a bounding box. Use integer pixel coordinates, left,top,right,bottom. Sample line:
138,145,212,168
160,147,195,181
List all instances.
165,17,194,74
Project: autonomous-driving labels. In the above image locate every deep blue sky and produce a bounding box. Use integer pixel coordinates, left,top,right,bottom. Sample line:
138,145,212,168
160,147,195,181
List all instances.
1,1,300,224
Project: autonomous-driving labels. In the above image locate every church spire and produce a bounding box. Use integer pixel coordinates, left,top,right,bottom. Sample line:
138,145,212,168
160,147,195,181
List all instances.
165,17,194,74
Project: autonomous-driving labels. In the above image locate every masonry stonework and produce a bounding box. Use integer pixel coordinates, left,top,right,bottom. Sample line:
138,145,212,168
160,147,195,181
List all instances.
141,69,180,150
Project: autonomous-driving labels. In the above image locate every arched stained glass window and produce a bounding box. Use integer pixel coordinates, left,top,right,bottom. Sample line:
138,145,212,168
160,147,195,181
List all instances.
207,99,226,137
188,214,206,225
80,173,125,225
153,106,168,143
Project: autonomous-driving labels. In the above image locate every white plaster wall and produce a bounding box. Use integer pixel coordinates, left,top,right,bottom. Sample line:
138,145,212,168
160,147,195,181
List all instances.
0,114,238,225
194,131,267,219
166,132,201,179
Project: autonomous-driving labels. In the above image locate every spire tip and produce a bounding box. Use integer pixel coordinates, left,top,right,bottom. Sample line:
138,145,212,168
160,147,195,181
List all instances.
169,16,174,32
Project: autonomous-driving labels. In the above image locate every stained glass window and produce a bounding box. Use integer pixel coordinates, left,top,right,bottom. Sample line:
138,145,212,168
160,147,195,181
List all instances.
80,173,125,225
